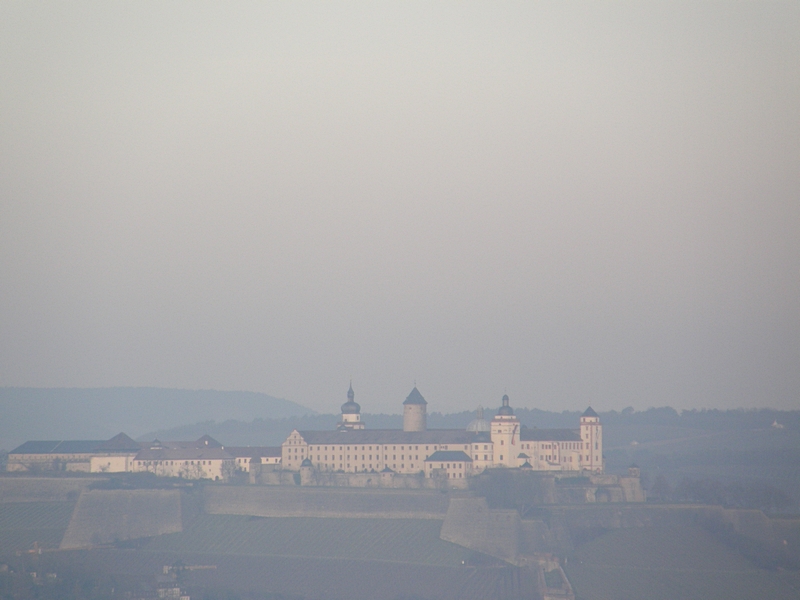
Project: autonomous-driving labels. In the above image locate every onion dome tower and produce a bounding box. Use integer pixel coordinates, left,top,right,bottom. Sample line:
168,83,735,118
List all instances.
466,405,490,432
403,386,427,432
496,394,514,416
338,382,365,430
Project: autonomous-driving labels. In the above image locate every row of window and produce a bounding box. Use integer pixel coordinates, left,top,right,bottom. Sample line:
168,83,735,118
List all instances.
291,441,597,455
305,444,468,452
315,453,425,461
136,460,221,466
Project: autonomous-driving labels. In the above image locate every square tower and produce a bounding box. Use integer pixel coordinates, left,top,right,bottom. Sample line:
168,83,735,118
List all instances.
490,394,520,468
580,406,602,473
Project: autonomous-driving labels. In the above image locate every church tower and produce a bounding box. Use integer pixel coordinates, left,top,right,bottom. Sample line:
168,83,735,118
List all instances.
580,406,602,472
402,386,427,432
491,394,520,468
338,382,365,430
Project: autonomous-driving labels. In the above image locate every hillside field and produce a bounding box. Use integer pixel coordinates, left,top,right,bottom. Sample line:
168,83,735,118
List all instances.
564,524,800,600
142,514,481,566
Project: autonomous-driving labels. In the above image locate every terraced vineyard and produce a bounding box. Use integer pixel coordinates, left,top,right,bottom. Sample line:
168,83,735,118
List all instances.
37,549,537,600
564,524,800,600
143,514,476,566
0,501,75,553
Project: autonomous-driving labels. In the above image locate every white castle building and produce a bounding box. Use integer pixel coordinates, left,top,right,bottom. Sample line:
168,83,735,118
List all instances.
282,386,603,477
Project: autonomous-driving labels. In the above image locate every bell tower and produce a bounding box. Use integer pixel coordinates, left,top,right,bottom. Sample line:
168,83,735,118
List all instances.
338,382,365,430
580,406,602,472
491,394,520,468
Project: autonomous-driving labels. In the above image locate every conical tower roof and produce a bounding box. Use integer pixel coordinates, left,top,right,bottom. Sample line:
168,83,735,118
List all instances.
403,386,427,405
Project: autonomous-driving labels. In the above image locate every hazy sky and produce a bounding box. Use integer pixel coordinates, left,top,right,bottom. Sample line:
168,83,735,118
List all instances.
1,2,798,414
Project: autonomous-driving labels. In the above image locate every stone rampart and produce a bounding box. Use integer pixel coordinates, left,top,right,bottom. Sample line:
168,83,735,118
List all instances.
521,519,555,554
60,489,182,549
252,466,467,490
204,485,452,519
439,497,521,563
0,477,99,502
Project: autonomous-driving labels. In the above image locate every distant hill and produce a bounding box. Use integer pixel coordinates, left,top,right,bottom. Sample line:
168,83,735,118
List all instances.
0,387,314,450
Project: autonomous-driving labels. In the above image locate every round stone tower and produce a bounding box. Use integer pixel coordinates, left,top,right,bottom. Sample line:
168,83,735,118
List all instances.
402,386,427,432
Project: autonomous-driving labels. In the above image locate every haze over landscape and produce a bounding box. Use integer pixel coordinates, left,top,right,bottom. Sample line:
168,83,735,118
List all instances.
2,3,798,415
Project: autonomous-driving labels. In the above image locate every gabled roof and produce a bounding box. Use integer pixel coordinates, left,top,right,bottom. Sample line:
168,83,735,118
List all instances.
519,428,582,442
9,440,104,454
403,387,427,405
425,450,472,462
154,436,224,450
95,433,142,453
582,406,598,418
134,447,233,461
196,435,223,448
294,429,476,445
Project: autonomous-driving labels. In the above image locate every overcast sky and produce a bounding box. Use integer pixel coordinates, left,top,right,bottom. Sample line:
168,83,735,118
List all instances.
1,2,798,415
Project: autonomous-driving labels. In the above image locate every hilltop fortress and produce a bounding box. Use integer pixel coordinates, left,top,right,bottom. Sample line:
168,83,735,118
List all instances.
282,385,604,478
7,385,605,484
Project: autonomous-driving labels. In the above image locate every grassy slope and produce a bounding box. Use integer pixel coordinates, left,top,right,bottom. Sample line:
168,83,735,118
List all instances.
564,524,800,600
142,514,478,567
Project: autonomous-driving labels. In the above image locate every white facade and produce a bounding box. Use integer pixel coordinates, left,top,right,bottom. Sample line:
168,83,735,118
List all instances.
281,387,603,476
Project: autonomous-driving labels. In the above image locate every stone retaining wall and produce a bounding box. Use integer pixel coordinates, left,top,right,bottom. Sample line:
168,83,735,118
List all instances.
205,485,453,519
60,489,182,549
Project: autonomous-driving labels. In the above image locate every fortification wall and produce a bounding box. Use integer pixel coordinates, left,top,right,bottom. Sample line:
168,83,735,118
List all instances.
252,466,467,490
0,477,99,502
439,497,521,563
618,476,646,502
204,485,452,519
520,519,555,554
60,489,182,549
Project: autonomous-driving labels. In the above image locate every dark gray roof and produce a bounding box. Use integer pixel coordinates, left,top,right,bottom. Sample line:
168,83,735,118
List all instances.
10,440,104,454
152,436,224,450
425,451,472,462
340,400,361,414
196,435,223,448
403,387,427,405
296,429,476,445
519,428,582,442
95,433,142,453
496,394,514,416
134,447,233,461
582,406,598,417
341,382,360,414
